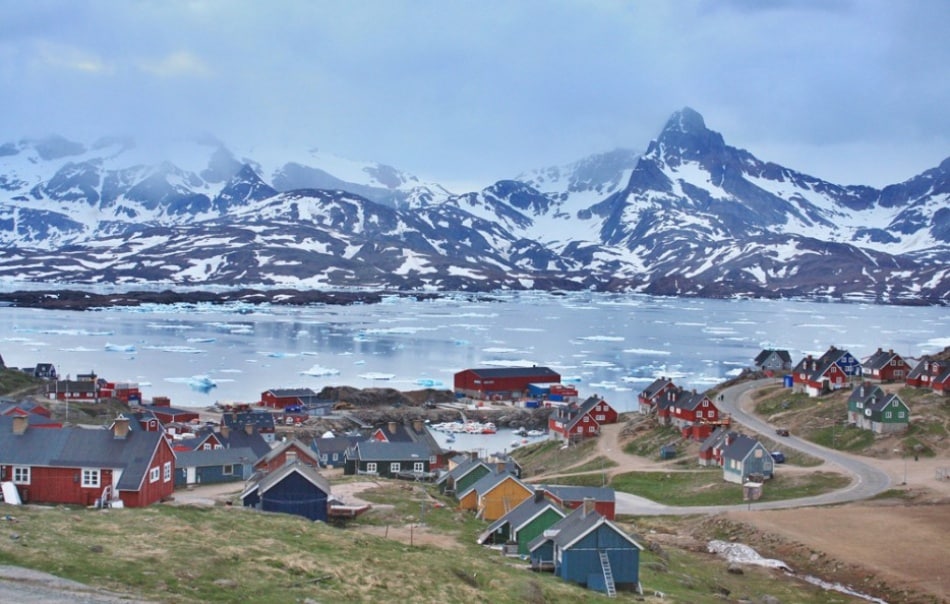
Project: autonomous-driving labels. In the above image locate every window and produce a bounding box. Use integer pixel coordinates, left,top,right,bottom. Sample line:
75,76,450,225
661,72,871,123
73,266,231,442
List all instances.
366,462,377,474
595,414,605,421
898,412,905,419
413,462,424,472
214,444,223,450
163,462,172,482
13,467,30,485
202,443,212,451
885,412,892,419
390,462,401,473
222,464,234,475
287,451,298,463
149,467,160,483
82,469,100,488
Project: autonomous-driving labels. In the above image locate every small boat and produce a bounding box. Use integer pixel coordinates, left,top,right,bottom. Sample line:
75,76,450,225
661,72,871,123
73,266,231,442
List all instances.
481,423,497,434
513,427,527,436
446,434,456,443
510,440,520,448
526,430,545,437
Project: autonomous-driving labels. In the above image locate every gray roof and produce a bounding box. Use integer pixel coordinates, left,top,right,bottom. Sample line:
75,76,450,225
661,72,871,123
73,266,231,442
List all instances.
435,457,490,485
353,440,431,462
528,505,642,553
242,461,331,499
175,446,258,468
477,493,564,544
721,434,764,462
538,484,615,503
257,439,320,466
458,469,529,500
0,417,164,492
461,367,559,380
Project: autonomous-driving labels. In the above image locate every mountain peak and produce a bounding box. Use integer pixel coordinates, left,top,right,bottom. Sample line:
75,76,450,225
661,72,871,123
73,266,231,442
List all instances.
664,107,707,135
649,107,725,162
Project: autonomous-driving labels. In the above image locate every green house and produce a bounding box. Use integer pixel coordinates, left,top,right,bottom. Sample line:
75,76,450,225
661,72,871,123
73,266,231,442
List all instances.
477,491,566,555
435,457,492,497
848,383,910,434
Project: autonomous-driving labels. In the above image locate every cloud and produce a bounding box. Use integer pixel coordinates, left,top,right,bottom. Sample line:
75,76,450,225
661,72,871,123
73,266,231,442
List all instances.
35,40,111,74
137,51,211,78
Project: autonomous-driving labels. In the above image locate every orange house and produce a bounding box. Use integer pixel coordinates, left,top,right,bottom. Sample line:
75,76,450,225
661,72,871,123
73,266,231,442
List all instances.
457,471,534,521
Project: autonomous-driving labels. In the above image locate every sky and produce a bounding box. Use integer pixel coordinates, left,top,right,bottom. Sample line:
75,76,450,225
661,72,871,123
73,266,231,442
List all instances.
1,0,948,191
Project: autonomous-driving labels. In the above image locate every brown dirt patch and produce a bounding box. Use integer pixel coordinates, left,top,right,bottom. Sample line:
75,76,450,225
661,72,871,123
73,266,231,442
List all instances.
724,501,950,603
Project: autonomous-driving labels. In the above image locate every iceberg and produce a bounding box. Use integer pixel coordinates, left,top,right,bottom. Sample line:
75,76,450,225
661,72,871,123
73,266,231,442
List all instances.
105,343,137,353
301,365,341,377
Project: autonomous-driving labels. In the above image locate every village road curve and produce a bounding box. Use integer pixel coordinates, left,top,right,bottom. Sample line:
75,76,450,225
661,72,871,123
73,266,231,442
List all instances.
613,378,892,516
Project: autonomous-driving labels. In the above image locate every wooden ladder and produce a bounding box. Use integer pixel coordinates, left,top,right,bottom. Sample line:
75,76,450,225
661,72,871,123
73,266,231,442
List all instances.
599,551,616,598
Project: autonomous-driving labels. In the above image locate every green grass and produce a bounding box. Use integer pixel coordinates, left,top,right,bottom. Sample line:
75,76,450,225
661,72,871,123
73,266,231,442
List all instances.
0,368,43,396
552,469,850,507
811,423,874,451
622,424,683,459
511,437,597,477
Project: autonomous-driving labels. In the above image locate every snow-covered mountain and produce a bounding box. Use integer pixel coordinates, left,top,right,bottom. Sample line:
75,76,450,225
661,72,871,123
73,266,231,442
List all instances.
0,109,947,304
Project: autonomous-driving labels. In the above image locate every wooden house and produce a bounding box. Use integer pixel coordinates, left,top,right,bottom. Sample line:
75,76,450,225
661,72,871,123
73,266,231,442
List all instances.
539,485,616,520
0,400,52,418
848,383,910,434
311,435,361,468
241,461,331,522
476,491,566,555
637,377,677,414
669,390,720,431
370,418,446,469
753,349,793,373
344,441,434,479
906,358,950,394
182,425,272,461
140,403,200,425
862,348,908,383
221,410,277,443
721,434,774,484
0,415,175,508
698,427,738,467
254,438,320,473
45,378,98,401
174,446,256,487
457,470,534,521
529,503,643,596
436,456,493,496
792,346,858,397
260,387,324,410
454,366,560,400
33,363,57,379
548,401,603,441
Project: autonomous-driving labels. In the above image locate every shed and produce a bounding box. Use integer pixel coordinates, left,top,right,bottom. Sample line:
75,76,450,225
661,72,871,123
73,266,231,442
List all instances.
241,461,331,522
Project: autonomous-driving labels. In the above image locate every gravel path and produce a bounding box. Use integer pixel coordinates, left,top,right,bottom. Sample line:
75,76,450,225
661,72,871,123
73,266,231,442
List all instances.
0,566,151,603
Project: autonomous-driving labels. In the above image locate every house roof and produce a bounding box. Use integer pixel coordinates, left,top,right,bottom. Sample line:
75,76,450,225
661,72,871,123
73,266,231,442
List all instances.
754,349,792,365
640,378,675,399
699,427,737,453
265,388,318,398
460,367,560,380
189,426,272,459
528,505,643,553
312,435,361,457
222,410,275,430
436,457,491,485
849,382,886,406
793,346,854,381
477,493,564,544
257,438,320,466
675,390,710,412
0,417,165,492
538,484,615,504
863,348,902,371
353,440,432,463
140,404,199,418
458,470,531,501
175,446,258,468
867,393,908,414
721,434,764,462
241,461,331,499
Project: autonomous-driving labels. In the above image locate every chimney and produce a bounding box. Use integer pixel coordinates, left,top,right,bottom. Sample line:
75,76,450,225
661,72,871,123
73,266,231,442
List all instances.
244,423,254,436
113,415,131,440
388,421,398,435
12,415,27,435
220,423,230,439
534,490,545,504
582,496,596,517
412,418,424,433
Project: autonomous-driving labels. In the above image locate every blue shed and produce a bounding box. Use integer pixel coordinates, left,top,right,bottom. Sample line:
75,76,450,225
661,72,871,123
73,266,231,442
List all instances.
529,504,643,595
241,461,331,522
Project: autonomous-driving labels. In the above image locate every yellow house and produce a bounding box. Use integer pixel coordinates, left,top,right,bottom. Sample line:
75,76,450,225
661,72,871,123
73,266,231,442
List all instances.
457,471,534,521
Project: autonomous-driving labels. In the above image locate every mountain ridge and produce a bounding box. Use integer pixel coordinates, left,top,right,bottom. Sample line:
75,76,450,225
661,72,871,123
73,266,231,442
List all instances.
0,108,947,304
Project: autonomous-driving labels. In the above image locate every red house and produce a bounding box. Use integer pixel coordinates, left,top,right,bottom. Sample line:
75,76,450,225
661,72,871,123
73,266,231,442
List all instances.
0,415,175,508
540,485,616,520
548,402,601,441
253,439,320,473
141,403,200,425
261,388,320,409
906,358,950,392
454,367,560,400
99,381,142,404
45,378,98,401
669,391,720,428
792,347,855,397
638,377,678,414
862,348,908,383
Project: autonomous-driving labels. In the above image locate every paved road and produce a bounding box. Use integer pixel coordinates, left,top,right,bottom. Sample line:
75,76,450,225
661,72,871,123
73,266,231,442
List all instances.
614,378,892,515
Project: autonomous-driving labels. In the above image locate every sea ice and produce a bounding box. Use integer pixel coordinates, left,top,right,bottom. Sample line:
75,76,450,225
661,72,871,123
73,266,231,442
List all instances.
301,365,341,377
105,343,137,353
359,372,395,380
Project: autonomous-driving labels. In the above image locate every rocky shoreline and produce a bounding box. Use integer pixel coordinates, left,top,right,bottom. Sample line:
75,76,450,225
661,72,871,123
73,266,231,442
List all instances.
0,288,453,311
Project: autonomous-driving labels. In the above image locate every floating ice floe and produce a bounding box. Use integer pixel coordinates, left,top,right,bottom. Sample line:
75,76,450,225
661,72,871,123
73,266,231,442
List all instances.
187,337,216,343
61,346,99,352
105,343,136,353
415,378,444,388
146,345,205,354
622,348,671,355
577,335,625,342
301,365,341,377
165,375,217,394
359,372,395,380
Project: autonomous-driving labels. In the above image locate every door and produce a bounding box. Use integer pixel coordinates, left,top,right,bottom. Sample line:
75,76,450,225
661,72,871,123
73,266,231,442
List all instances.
186,467,196,484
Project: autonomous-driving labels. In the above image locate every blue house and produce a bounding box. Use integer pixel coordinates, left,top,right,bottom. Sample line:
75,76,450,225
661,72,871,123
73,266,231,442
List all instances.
241,461,331,522
174,446,257,487
311,435,361,468
721,434,774,484
529,502,643,596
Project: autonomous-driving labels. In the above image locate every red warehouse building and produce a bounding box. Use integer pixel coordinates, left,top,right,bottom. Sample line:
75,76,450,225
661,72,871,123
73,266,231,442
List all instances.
454,367,561,400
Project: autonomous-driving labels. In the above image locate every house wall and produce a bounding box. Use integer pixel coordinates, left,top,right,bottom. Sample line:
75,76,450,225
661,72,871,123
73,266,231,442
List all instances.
516,509,564,556
120,439,176,507
480,481,533,520
458,489,479,511
558,526,640,590
260,472,329,522
454,467,491,497
454,370,559,398
561,500,616,521
530,541,556,570
6,466,115,506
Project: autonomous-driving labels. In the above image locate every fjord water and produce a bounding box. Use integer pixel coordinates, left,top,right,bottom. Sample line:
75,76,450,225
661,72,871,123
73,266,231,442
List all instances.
1,293,946,411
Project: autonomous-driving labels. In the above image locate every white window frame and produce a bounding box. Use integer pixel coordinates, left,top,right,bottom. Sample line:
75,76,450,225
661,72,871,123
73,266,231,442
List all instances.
390,462,401,473
366,462,377,474
163,461,172,482
413,462,424,473
222,464,234,475
149,467,160,483
13,466,30,485
81,468,101,488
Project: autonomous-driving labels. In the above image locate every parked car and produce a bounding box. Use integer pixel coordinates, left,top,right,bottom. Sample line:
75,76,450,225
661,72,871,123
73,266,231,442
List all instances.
770,451,786,463
775,428,790,437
